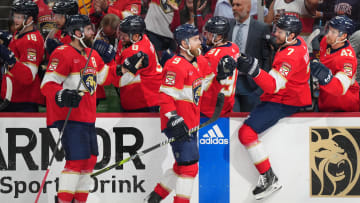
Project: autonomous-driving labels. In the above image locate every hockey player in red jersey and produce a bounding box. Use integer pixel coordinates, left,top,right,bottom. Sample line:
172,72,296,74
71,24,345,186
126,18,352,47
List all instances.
114,15,162,112
45,0,79,55
0,0,44,112
144,23,205,203
144,23,235,203
235,15,312,200
201,16,239,117
310,15,359,112
41,14,114,203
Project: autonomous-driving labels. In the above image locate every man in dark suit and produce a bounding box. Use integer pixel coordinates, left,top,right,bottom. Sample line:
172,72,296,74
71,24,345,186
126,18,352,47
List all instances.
229,0,271,112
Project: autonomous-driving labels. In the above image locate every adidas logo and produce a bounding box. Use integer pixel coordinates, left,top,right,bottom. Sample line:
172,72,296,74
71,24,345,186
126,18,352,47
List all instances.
200,124,228,145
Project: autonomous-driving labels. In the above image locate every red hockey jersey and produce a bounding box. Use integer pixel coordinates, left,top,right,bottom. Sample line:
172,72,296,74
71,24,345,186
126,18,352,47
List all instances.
1,30,45,104
201,42,239,117
254,37,312,107
114,34,162,111
159,55,207,131
41,45,114,126
53,29,72,44
318,37,359,112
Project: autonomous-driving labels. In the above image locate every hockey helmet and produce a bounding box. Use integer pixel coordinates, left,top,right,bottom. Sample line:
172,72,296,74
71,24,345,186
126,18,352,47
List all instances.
119,15,146,35
276,15,302,37
174,24,199,45
11,0,39,22
328,15,354,36
53,0,79,16
65,14,91,36
204,16,230,35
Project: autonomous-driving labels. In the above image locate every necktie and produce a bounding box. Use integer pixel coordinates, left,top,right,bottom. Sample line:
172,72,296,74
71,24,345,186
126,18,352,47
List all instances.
235,24,244,52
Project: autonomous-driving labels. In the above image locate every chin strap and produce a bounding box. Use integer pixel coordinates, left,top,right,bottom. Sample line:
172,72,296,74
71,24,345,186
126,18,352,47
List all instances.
129,33,142,44
211,34,223,46
179,39,201,57
20,18,34,33
331,33,347,46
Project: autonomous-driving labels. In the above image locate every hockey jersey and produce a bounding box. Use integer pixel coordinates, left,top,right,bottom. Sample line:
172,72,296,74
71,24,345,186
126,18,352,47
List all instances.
1,29,45,105
53,29,72,44
254,37,312,107
159,55,207,131
41,45,114,126
201,42,239,117
318,37,359,112
114,34,162,111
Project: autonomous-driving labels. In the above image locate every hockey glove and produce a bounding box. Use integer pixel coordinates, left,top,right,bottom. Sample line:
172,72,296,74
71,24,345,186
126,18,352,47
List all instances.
310,59,333,85
0,44,16,67
55,89,83,108
217,55,236,81
123,51,149,74
166,111,190,142
0,31,12,47
237,53,260,77
93,40,116,63
46,38,63,55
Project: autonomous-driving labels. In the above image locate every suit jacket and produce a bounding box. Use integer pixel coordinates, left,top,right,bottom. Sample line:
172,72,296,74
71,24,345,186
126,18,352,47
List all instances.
228,17,271,95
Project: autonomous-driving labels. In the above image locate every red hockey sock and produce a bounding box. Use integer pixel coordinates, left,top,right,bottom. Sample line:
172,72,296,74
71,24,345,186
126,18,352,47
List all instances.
238,124,271,174
173,195,190,203
57,192,74,203
73,192,89,203
154,183,170,199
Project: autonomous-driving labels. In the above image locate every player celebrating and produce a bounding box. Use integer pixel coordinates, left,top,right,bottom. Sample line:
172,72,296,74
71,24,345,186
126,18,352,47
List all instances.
144,23,205,203
0,0,44,112
40,14,114,203
201,16,239,117
114,15,162,112
144,23,235,203
45,0,79,55
310,15,359,112
235,15,311,200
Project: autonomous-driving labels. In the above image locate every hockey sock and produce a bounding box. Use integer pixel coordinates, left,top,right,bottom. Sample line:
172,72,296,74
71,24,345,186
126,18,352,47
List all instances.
173,195,190,203
154,168,178,199
238,124,271,174
58,160,82,202
74,155,97,202
173,162,198,202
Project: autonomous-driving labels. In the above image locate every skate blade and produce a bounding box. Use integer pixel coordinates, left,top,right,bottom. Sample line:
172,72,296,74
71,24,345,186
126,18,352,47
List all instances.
254,182,282,200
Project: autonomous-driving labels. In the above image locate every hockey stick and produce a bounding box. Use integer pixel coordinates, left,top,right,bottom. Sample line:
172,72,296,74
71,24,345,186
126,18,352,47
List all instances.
306,28,320,111
0,62,13,111
90,92,225,178
35,28,103,203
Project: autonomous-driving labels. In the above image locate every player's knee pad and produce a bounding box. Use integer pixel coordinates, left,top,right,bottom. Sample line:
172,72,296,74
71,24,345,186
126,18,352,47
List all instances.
173,162,198,177
238,124,258,146
64,160,82,172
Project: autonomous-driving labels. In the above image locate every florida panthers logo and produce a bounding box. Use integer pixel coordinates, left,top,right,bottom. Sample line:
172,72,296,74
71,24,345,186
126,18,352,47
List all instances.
81,67,97,95
192,78,202,106
310,127,360,196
